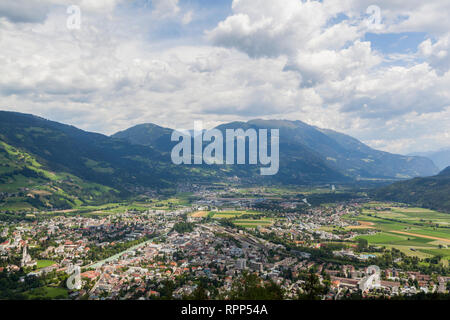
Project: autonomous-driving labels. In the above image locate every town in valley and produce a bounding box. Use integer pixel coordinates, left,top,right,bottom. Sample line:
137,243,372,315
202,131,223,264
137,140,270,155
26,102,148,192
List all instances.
1,184,449,300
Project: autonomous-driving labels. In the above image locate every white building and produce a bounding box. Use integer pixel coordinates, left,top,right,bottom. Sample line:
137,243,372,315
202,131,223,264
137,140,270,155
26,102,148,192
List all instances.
359,265,381,292
235,258,247,270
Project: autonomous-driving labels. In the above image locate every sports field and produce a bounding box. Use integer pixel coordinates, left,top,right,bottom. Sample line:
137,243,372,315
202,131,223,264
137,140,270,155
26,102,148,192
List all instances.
202,210,275,228
36,260,57,269
208,210,261,219
233,218,275,228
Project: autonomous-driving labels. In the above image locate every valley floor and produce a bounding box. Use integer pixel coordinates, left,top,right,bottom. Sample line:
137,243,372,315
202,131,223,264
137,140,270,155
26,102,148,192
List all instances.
1,186,449,300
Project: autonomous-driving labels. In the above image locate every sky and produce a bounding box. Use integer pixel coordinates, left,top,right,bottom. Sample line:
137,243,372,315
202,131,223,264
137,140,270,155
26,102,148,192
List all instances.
1,0,450,154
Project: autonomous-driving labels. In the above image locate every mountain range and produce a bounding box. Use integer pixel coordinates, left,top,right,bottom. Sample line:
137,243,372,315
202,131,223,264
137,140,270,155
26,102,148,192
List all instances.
114,119,438,181
0,110,441,211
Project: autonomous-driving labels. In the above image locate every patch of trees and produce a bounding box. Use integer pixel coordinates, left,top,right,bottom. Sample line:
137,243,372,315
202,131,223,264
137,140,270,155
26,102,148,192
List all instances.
227,272,284,300
173,222,195,234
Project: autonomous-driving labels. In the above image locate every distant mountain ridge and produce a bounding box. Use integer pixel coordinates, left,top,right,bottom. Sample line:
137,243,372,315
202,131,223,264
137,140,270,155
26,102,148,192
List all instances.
114,118,439,181
409,149,450,171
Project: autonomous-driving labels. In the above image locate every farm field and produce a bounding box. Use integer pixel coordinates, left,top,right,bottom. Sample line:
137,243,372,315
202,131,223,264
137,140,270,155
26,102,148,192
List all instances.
347,202,450,261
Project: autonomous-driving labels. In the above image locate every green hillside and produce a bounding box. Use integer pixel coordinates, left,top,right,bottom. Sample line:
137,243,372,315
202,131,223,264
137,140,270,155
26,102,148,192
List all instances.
0,140,120,212
373,167,450,213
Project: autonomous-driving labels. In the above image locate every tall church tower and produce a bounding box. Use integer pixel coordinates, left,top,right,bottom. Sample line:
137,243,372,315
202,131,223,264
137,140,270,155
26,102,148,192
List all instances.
21,245,36,267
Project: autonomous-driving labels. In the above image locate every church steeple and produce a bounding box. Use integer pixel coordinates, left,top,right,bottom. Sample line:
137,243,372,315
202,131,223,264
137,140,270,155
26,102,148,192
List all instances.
21,245,36,268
